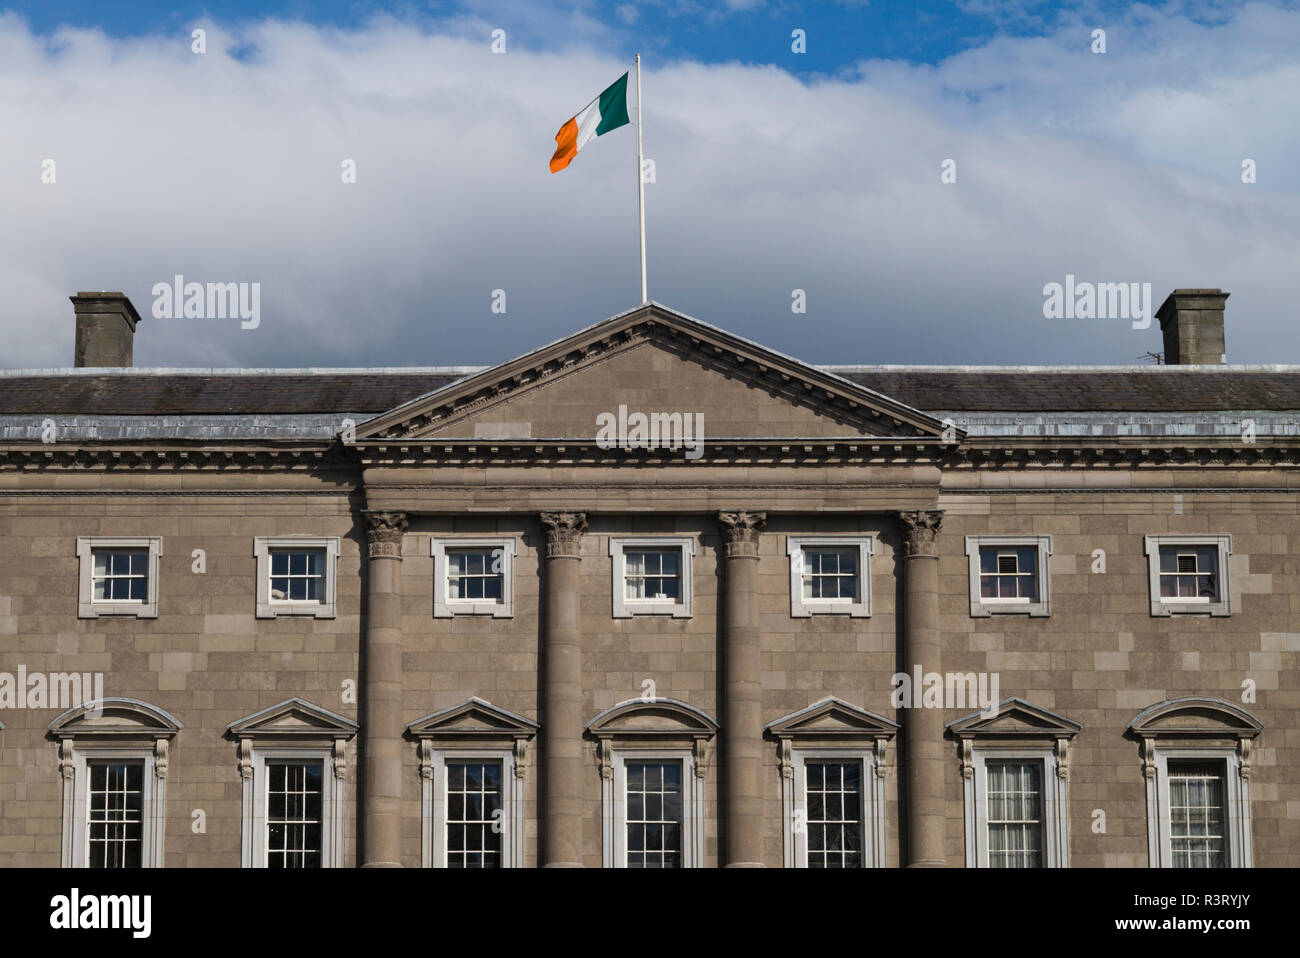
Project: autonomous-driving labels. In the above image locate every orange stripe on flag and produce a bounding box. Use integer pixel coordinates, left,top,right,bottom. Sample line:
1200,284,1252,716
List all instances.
549,117,579,173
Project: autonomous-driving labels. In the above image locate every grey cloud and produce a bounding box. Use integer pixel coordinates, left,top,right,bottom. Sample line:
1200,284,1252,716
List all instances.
0,6,1295,372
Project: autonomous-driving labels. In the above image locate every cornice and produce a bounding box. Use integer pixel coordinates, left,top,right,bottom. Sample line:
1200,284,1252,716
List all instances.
0,441,347,472
950,438,1300,469
354,438,952,467
6,433,1300,473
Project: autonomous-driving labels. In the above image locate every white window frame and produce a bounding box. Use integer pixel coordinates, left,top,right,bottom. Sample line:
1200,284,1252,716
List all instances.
422,747,522,868
1143,535,1232,617
76,536,162,619
786,536,872,618
1146,747,1251,868
609,537,695,618
62,747,164,868
240,746,344,868
254,536,340,619
431,537,516,618
963,747,1069,868
784,748,884,868
602,748,702,868
964,535,1052,617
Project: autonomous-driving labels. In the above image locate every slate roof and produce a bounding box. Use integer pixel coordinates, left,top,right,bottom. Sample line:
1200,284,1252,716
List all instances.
2,366,1299,417
0,371,467,416
829,368,1300,413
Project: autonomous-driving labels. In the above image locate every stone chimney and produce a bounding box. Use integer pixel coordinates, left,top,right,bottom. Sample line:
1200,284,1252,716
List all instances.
71,292,143,368
1156,289,1228,365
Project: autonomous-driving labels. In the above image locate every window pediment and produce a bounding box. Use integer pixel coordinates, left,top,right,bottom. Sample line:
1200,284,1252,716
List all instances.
767,697,899,784
587,697,719,738
1127,698,1262,781
406,697,539,740
946,698,1081,782
587,698,718,782
225,697,359,740
766,697,899,739
1127,697,1261,739
48,697,183,740
946,697,1082,740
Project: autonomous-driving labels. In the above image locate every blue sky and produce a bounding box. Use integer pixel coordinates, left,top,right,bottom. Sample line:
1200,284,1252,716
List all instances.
0,1,1296,369
2,1,1249,72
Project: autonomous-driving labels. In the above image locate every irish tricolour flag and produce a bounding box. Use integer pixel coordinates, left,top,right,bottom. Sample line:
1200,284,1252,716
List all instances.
549,72,631,173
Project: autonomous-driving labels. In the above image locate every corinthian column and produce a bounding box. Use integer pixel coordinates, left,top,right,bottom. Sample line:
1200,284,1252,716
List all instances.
362,511,407,867
898,509,946,867
539,512,587,867
718,510,766,867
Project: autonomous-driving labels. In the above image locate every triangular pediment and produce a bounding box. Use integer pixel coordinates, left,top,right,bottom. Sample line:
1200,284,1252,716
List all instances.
49,698,182,738
406,697,539,738
586,697,719,737
946,697,1082,738
1128,698,1261,738
766,697,899,738
226,697,358,738
355,303,953,445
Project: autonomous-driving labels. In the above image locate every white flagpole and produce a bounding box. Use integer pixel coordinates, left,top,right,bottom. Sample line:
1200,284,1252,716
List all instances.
636,53,647,305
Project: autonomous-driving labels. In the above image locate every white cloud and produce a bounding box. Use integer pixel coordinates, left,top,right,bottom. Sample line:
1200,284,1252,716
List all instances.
0,5,1295,372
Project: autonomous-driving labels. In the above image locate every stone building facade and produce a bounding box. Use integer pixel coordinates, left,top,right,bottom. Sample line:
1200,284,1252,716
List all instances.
0,288,1296,868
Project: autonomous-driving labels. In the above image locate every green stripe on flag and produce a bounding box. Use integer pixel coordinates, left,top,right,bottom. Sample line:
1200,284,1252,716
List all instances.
595,72,630,136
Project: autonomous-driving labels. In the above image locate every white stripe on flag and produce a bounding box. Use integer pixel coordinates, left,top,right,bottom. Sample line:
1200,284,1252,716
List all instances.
573,95,604,155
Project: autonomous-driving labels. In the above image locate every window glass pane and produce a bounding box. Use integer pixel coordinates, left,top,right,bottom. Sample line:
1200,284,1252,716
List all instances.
1169,762,1227,868
1020,572,1038,601
625,549,682,603
802,547,859,604
986,760,1043,868
804,761,864,868
91,549,149,603
88,761,145,868
266,760,323,868
268,549,327,605
445,761,503,868
977,545,1040,603
625,761,683,868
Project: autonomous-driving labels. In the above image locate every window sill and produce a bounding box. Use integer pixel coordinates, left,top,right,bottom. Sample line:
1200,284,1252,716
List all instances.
436,601,513,619
619,601,690,619
78,602,157,619
257,601,336,619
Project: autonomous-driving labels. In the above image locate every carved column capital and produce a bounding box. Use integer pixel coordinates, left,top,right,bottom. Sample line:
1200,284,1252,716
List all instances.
718,511,766,558
899,509,944,558
540,512,587,558
365,511,408,559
